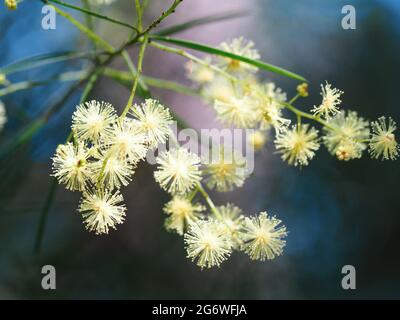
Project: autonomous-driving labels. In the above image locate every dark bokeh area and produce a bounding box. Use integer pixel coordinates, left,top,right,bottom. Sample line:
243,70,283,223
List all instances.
0,0,399,299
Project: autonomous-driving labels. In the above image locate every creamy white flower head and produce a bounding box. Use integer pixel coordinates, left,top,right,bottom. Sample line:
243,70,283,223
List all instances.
154,148,202,195
323,111,369,159
202,76,235,103
218,204,245,248
219,37,260,73
369,117,399,160
72,100,117,144
79,189,126,235
186,59,215,84
214,96,257,128
163,196,205,235
335,139,363,161
103,119,148,164
247,130,268,151
91,151,135,190
240,212,287,261
205,148,248,192
52,142,92,191
0,100,7,131
275,124,320,166
184,219,233,269
311,82,343,119
130,99,172,148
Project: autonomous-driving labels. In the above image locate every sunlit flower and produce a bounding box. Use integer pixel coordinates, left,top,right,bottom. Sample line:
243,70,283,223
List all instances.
186,60,215,84
5,0,17,10
72,100,117,144
219,37,260,73
0,100,7,131
79,189,126,235
163,196,205,235
311,82,343,119
184,219,233,269
323,111,369,160
130,99,172,148
239,212,287,261
251,82,289,131
275,124,320,166
369,117,399,160
91,151,135,190
154,148,202,194
52,142,92,191
214,96,257,128
204,148,248,192
103,119,148,164
247,130,268,151
218,203,245,248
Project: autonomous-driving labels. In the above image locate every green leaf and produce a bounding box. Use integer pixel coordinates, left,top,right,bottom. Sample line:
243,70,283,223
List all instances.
156,11,248,36
149,35,307,82
0,51,95,75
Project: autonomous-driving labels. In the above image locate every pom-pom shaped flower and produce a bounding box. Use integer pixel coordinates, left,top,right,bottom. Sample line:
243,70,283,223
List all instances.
247,130,268,151
323,111,369,160
186,60,215,84
202,76,235,103
214,96,257,128
52,142,92,191
91,152,135,190
154,148,202,194
103,119,148,164
204,148,248,192
130,99,173,148
184,219,233,269
0,100,7,131
369,117,399,160
163,196,205,235
79,189,126,235
72,100,117,144
219,37,260,73
275,124,320,166
218,204,245,248
239,212,287,261
311,82,343,119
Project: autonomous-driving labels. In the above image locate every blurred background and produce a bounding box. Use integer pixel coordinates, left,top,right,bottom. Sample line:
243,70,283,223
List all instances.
0,0,400,299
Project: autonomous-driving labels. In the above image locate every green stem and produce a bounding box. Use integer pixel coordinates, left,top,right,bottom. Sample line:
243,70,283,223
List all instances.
120,35,148,119
196,183,222,220
135,0,143,32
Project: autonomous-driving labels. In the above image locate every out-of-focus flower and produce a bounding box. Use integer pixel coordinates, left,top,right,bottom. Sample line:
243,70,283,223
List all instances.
79,189,126,235
311,82,343,119
218,203,245,247
275,124,320,166
186,59,215,84
214,96,257,128
239,212,287,261
0,100,7,131
163,196,205,235
154,148,202,195
5,0,17,10
184,219,233,269
369,117,399,160
247,130,268,151
204,148,248,192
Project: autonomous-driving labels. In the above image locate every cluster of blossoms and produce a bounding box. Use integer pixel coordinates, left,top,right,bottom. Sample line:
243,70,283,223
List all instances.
186,37,399,165
52,99,173,235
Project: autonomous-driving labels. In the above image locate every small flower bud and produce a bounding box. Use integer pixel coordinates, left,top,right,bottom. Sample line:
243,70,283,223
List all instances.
297,83,309,97
5,0,17,10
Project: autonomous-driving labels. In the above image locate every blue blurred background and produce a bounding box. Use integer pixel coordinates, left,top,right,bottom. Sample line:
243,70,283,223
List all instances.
0,0,399,299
